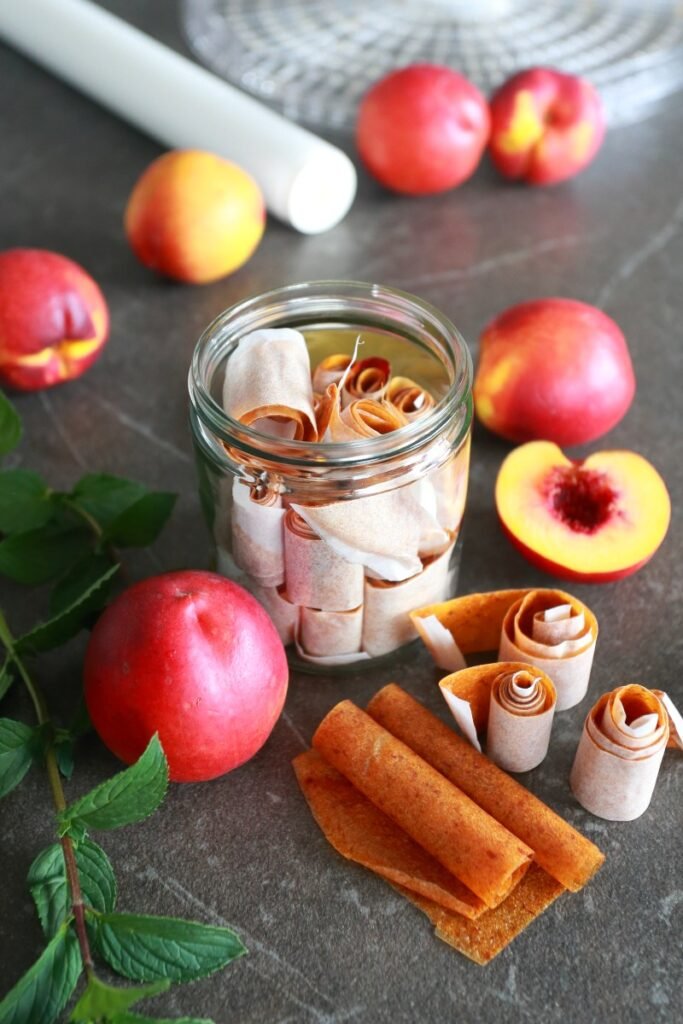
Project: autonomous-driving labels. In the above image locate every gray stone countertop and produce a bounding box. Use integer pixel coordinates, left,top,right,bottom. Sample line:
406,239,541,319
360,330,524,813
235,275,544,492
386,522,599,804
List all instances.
0,2,681,1022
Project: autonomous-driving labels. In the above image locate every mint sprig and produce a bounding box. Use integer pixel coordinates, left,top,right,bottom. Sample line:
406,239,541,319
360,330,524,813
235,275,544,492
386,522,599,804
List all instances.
0,395,244,1022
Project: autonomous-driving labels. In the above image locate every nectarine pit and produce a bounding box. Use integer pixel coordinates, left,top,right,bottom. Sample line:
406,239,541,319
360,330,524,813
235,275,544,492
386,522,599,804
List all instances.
542,464,617,535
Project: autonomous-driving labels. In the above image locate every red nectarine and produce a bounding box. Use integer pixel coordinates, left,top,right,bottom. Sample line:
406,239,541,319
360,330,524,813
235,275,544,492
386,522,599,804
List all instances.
84,571,288,782
0,248,109,391
495,441,670,582
489,68,605,186
356,64,490,195
474,298,635,446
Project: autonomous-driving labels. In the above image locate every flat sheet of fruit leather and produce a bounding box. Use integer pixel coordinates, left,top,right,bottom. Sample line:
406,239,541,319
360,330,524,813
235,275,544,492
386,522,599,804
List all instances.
283,507,364,611
367,685,604,891
312,700,533,908
411,588,528,669
394,863,565,965
385,376,435,419
440,663,557,772
340,356,391,406
361,542,454,657
290,491,427,581
230,478,286,587
293,750,486,919
222,328,317,440
570,685,671,821
498,589,598,711
299,604,363,657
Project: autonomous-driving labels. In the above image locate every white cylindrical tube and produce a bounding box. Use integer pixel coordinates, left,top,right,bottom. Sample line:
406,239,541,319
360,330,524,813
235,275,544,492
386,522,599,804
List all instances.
0,0,357,233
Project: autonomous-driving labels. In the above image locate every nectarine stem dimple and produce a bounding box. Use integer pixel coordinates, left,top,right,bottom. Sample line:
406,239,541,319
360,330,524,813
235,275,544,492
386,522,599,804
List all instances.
543,465,617,535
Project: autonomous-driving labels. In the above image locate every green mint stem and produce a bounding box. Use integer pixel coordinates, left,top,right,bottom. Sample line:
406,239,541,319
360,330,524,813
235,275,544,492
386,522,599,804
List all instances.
0,614,96,978
60,495,128,581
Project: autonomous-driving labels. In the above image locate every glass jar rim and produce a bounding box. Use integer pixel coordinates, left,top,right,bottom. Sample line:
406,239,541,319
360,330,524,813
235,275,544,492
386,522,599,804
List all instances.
188,279,472,469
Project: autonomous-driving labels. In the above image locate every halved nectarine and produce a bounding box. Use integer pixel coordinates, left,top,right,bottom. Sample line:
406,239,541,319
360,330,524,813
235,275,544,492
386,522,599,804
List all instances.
495,441,670,582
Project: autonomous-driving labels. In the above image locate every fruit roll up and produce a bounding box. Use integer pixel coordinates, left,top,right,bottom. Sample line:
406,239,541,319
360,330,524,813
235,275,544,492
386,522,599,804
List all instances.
498,589,598,711
385,376,435,420
341,357,391,407
440,664,557,772
367,684,604,891
312,700,533,908
312,353,353,393
247,582,299,646
222,328,317,440
570,684,669,821
324,396,407,441
230,477,286,588
299,605,363,657
361,541,454,657
283,509,364,612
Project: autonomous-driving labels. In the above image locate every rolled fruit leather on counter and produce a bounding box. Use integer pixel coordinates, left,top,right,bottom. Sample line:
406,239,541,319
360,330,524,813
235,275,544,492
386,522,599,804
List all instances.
367,685,604,891
570,684,674,821
222,328,317,440
312,700,533,908
412,587,598,711
439,663,557,772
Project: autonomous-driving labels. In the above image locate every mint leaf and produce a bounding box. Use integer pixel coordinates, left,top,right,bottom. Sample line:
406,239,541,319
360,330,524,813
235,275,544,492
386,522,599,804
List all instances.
56,739,75,779
112,1015,213,1024
15,563,119,654
0,925,81,1024
71,475,147,531
105,493,176,547
28,839,117,938
0,470,53,534
69,976,169,1022
0,526,90,585
0,392,22,457
0,659,12,702
0,718,38,798
49,552,116,616
58,734,168,836
92,911,246,983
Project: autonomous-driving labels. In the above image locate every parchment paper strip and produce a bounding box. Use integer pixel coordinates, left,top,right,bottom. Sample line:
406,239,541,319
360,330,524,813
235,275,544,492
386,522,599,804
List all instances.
312,700,533,908
362,543,454,657
231,478,286,587
300,604,363,657
570,685,670,821
367,685,605,891
439,663,557,772
284,507,364,611
222,328,317,440
247,582,299,646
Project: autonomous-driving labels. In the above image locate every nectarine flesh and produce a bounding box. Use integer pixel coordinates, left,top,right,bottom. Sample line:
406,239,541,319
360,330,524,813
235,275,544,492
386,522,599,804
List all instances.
496,442,670,582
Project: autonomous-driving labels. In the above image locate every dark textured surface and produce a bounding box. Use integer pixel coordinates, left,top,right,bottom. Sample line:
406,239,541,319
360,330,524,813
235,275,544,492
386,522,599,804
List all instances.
1,2,682,1022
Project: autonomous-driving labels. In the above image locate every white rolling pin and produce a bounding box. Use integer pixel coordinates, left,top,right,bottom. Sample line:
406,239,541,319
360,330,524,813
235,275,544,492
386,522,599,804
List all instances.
0,0,357,234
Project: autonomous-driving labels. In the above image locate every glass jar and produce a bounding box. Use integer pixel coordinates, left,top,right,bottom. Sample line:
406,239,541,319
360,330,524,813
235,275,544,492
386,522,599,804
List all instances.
188,281,472,670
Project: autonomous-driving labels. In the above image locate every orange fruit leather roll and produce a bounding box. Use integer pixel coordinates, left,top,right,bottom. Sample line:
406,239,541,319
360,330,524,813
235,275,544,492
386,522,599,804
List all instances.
293,750,486,919
367,685,604,892
311,700,533,908
412,588,529,656
341,356,391,404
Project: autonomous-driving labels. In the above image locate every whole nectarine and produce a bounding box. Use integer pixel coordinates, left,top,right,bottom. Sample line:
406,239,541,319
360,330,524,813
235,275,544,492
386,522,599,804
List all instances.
125,150,265,284
489,68,605,185
84,571,289,783
0,248,109,391
474,298,635,446
356,64,490,195
496,441,670,582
